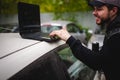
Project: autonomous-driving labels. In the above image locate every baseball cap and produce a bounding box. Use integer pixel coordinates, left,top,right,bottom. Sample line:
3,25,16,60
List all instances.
89,0,120,8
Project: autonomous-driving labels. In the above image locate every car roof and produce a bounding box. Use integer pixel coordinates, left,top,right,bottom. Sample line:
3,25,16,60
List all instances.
0,33,40,59
41,20,74,27
0,33,65,59
0,33,66,80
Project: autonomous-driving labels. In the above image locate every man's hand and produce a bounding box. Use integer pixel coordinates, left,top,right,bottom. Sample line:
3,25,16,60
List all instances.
49,27,71,41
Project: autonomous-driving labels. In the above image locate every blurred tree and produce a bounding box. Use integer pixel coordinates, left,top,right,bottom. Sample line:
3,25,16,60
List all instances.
0,0,18,14
52,0,92,21
0,0,92,15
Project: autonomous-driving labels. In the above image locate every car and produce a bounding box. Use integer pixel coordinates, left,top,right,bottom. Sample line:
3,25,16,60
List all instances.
0,33,70,80
0,30,95,80
41,20,87,45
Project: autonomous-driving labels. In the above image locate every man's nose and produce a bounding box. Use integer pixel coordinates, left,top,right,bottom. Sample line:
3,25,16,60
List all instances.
92,9,97,16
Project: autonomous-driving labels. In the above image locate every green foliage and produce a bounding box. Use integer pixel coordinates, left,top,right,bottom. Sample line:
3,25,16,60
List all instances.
58,47,77,63
0,0,92,15
53,0,91,12
0,0,43,14
0,0,17,14
82,27,92,42
50,0,92,21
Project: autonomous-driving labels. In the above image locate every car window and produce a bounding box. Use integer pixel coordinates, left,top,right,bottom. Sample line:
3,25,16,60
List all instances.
67,23,80,33
41,25,62,33
56,46,95,80
57,47,77,68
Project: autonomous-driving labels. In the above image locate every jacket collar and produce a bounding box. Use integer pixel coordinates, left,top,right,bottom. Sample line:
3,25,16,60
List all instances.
106,15,120,33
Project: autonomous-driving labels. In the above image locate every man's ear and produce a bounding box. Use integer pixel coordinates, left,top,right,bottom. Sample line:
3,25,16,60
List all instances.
110,7,118,16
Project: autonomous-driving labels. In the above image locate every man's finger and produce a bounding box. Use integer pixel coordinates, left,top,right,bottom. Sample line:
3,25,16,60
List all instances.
62,26,67,30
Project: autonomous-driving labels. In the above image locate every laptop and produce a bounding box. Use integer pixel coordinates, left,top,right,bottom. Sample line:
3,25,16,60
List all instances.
17,2,59,42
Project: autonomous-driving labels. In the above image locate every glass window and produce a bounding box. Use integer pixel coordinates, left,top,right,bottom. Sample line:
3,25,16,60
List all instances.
56,46,96,80
57,47,77,68
41,25,62,33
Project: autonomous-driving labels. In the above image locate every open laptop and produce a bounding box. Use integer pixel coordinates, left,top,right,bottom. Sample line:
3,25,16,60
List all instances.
17,2,59,42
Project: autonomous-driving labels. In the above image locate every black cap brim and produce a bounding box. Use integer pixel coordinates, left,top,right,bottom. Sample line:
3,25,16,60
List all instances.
89,1,105,7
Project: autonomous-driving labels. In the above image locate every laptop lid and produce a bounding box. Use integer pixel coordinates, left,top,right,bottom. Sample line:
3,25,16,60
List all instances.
17,2,60,42
18,2,41,34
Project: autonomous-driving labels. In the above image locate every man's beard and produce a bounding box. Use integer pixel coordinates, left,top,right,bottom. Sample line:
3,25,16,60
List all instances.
97,11,112,26
100,17,111,26
96,15,111,31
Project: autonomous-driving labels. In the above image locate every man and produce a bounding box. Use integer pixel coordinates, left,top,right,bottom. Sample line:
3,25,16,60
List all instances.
50,0,120,80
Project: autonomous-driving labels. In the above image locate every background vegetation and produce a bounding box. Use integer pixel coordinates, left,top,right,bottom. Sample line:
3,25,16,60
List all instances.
0,0,92,15
0,0,93,25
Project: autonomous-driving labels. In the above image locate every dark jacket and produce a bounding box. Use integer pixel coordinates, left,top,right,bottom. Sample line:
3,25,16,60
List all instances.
66,15,120,80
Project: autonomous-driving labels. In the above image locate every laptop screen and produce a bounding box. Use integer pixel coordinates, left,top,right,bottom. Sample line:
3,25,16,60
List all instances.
18,2,41,32
17,2,60,42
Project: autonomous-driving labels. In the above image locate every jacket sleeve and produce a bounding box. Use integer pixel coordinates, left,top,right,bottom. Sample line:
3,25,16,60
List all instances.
66,36,103,70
